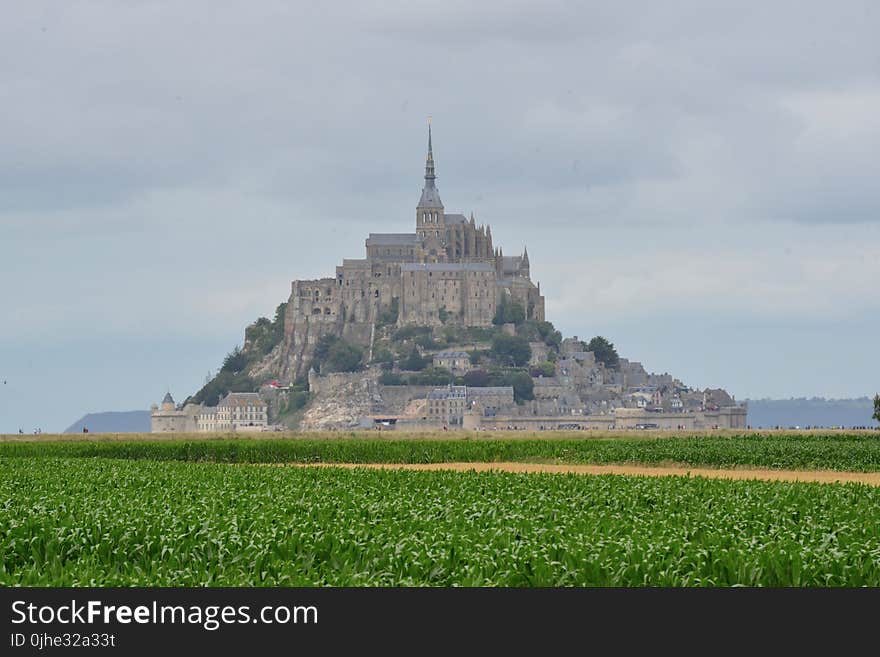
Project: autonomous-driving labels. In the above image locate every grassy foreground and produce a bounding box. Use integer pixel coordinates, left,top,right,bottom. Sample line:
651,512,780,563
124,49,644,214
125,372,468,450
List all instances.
2,457,879,586
3,431,880,471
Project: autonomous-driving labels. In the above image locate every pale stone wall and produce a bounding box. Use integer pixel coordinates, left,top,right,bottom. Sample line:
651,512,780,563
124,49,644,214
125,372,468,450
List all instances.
151,403,200,433
463,269,496,326
377,385,437,412
478,415,615,431
399,266,497,327
432,352,471,374
532,378,569,398
613,406,748,430
529,342,550,365
521,396,583,415
466,387,514,415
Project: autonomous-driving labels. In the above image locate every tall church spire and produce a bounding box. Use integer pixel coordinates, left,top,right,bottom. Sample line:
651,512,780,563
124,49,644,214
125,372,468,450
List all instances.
418,118,443,209
427,123,433,167
425,119,436,183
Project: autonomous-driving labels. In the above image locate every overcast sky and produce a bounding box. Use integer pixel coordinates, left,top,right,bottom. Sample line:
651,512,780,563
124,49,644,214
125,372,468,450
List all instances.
2,1,879,432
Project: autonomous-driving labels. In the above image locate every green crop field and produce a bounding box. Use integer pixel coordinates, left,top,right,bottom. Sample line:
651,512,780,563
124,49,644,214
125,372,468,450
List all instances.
2,457,880,586
3,431,880,471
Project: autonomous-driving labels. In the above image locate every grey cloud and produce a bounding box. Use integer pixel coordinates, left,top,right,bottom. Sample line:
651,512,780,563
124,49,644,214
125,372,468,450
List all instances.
3,1,878,225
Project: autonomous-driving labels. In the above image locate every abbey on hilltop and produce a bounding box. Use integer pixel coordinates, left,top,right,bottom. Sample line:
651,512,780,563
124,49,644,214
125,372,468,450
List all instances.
159,122,747,434
279,123,544,380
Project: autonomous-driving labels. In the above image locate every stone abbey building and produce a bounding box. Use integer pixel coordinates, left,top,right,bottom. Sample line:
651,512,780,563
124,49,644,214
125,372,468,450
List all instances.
280,126,545,380
157,125,747,433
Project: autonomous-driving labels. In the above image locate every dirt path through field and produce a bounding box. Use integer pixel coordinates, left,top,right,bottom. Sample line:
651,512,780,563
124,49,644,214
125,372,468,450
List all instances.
282,462,880,485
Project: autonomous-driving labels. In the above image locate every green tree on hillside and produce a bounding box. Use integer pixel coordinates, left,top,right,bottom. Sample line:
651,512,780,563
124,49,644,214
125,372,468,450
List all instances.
190,303,287,406
493,295,526,326
874,394,880,423
376,298,399,328
530,362,556,378
401,346,428,371
491,334,532,367
407,367,454,386
371,347,395,370
392,325,432,343
285,386,311,414
587,336,619,370
244,302,288,358
505,370,535,403
505,302,526,325
378,371,406,385
313,334,337,364
192,370,256,406
462,369,490,387
221,346,248,374
313,335,364,373
492,296,508,325
326,341,364,373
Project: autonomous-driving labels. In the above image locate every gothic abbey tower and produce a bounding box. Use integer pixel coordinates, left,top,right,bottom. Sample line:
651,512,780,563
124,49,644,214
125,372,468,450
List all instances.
278,124,545,380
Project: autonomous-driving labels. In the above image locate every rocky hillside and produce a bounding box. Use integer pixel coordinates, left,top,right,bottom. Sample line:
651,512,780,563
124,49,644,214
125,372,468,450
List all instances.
300,371,381,430
190,292,741,430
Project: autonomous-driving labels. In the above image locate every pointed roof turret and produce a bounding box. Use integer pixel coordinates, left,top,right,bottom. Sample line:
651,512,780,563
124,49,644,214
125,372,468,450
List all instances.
418,118,443,209
163,392,174,404
522,246,529,267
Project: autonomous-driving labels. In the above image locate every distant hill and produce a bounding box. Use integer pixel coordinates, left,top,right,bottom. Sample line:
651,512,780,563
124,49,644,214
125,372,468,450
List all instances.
64,411,151,434
744,398,876,429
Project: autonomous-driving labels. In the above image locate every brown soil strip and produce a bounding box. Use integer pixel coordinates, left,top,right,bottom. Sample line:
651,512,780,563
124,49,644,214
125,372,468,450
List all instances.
280,462,880,486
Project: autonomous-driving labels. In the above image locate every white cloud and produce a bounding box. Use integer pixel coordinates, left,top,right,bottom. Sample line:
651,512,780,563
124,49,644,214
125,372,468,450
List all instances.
537,223,880,322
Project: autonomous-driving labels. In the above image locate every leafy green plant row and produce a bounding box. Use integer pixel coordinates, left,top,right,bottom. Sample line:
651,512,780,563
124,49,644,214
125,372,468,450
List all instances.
3,433,880,471
2,458,880,586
